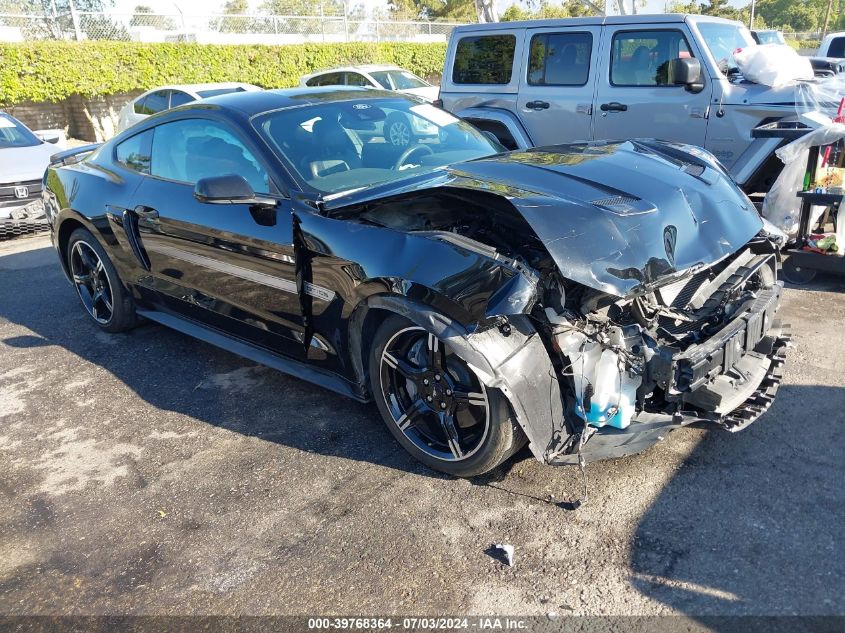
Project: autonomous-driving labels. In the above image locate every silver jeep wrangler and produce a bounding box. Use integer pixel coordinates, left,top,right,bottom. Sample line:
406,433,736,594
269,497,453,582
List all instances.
439,14,811,193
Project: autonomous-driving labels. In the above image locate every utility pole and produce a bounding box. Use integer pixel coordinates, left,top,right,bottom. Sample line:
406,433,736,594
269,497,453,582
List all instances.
749,0,756,29
821,0,834,40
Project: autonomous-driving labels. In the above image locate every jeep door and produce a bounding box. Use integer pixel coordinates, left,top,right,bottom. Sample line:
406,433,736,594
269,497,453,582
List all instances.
592,26,712,147
517,25,600,145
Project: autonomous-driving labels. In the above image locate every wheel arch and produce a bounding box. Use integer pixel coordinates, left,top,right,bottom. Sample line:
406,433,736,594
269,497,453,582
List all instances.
457,107,533,151
56,216,90,280
346,293,566,464
346,291,474,400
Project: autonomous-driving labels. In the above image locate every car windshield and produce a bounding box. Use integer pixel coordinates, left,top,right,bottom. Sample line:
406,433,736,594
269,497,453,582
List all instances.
698,23,757,74
254,97,499,194
756,31,785,45
0,114,41,149
370,70,429,90
196,87,247,98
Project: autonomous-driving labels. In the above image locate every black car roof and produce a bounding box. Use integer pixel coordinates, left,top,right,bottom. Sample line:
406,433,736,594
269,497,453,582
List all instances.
196,86,401,116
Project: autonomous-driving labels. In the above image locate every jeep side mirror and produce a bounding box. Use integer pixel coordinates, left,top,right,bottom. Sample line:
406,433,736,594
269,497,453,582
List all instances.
194,174,276,207
670,58,704,93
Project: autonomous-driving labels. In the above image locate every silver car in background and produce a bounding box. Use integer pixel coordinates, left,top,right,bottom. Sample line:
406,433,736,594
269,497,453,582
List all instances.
300,65,440,102
117,82,261,132
0,112,65,239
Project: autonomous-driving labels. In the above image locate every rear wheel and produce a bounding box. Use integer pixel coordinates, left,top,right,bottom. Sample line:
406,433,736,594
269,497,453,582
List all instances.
67,227,137,332
369,315,525,477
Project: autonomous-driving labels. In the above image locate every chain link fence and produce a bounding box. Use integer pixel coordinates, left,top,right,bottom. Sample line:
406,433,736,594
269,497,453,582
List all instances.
0,11,464,43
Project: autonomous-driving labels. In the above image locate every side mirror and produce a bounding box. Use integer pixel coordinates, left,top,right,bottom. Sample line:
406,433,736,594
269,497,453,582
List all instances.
194,174,276,207
670,57,704,93
35,130,63,144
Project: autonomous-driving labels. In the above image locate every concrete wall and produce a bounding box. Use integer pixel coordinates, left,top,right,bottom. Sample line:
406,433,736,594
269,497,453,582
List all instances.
6,91,142,142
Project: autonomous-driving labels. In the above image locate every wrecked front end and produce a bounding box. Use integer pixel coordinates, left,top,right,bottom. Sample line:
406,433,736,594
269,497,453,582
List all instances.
318,140,790,466
541,237,789,465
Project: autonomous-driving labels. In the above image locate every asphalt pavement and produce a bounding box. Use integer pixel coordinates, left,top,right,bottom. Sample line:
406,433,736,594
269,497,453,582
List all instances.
0,234,843,618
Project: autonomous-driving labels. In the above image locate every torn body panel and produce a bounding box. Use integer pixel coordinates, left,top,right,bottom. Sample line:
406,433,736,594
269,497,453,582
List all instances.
290,196,544,402
365,296,565,463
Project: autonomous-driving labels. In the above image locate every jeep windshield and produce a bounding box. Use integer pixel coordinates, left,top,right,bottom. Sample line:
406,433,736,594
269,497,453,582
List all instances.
698,23,756,75
254,97,499,194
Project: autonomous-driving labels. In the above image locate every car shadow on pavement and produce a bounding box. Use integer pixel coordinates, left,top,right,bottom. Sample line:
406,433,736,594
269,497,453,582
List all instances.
0,243,447,480
629,381,844,620
2,242,844,620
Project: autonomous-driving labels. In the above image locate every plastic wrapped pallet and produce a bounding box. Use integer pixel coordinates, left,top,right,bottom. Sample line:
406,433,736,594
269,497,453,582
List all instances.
763,123,845,236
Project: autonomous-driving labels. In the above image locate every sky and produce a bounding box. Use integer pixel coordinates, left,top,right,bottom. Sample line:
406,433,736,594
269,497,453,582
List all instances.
110,0,751,18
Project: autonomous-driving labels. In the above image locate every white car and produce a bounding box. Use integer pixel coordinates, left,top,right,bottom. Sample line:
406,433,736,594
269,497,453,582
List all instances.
117,83,262,132
0,112,65,238
300,65,440,102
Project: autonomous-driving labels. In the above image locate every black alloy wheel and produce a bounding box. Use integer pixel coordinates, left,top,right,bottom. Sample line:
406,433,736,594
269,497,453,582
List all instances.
370,315,525,477
70,239,114,324
66,227,138,333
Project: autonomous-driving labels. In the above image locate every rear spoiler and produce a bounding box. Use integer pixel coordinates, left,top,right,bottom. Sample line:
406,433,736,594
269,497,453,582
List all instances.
49,143,102,167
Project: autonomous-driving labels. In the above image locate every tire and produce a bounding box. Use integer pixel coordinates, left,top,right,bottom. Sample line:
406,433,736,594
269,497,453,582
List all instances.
66,227,137,333
385,113,413,148
781,255,817,285
369,314,526,477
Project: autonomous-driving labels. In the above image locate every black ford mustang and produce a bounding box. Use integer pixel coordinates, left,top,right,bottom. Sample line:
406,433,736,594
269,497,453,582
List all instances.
44,88,789,477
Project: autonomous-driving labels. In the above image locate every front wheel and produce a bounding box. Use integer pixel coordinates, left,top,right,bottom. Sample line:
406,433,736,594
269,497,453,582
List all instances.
369,315,525,477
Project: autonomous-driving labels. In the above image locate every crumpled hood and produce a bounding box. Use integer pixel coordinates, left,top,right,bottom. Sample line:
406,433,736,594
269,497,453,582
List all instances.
0,143,54,183
446,140,763,297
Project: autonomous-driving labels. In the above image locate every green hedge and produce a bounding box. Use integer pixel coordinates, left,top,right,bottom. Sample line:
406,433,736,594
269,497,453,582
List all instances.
0,41,447,105
785,38,821,51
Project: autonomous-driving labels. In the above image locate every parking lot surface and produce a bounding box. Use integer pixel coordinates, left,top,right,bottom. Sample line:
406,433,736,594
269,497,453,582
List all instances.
0,234,843,617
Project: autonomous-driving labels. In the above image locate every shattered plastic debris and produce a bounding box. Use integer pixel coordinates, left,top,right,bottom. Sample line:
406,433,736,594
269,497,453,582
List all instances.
492,543,514,566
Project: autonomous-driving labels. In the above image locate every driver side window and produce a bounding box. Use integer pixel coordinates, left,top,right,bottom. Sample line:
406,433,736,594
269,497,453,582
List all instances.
610,30,693,87
149,119,270,193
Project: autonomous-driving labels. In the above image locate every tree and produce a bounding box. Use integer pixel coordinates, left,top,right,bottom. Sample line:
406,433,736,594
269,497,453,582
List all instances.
755,0,829,33
0,0,127,39
129,4,176,30
259,0,345,17
665,0,742,19
386,0,478,21
501,0,601,21
257,0,347,34
210,0,259,33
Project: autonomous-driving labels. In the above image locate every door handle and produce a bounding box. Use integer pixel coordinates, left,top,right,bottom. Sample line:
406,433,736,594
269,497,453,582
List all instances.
599,102,628,112
525,100,550,110
133,205,159,220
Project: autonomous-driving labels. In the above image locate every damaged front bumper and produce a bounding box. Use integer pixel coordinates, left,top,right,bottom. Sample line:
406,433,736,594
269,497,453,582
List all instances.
550,283,790,466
